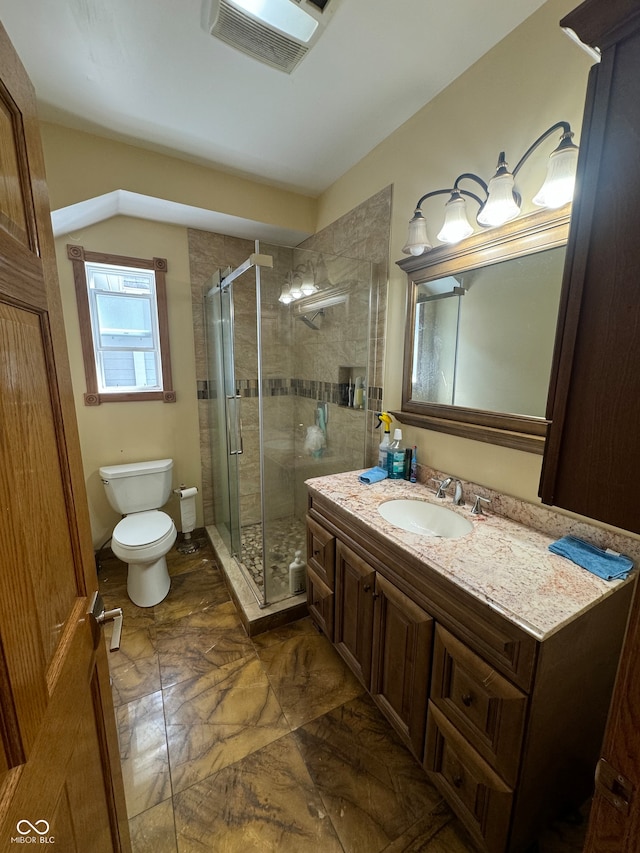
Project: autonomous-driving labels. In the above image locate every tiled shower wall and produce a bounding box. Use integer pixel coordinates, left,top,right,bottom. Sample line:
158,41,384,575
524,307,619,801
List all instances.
189,186,392,528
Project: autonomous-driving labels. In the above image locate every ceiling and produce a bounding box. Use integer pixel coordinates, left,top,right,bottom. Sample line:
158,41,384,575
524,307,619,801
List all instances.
0,0,549,197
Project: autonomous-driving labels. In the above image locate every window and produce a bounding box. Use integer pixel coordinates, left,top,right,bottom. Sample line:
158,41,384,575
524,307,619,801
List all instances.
67,245,176,405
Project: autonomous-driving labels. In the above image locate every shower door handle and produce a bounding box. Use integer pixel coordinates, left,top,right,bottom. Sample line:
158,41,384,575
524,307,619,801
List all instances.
226,394,244,456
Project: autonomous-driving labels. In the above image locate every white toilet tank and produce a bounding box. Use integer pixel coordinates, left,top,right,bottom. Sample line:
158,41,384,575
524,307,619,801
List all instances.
100,459,173,514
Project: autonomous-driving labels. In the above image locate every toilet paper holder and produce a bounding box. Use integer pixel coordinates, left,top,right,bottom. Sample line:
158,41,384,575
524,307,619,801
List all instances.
174,484,200,554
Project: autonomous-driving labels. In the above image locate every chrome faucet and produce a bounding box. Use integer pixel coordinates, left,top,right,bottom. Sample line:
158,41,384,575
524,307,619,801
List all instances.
433,476,464,505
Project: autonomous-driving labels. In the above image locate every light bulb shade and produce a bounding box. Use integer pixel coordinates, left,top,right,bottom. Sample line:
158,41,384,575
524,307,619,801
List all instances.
289,273,303,299
532,144,579,208
278,285,293,304
437,194,474,244
477,172,520,227
403,210,432,255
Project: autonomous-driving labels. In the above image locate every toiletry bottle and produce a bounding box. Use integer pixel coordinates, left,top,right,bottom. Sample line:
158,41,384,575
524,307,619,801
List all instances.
387,428,405,479
403,447,412,480
354,376,365,409
376,412,393,469
288,550,306,595
410,446,418,483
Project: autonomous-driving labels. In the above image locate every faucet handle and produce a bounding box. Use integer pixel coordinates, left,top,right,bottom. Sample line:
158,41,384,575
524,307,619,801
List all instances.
471,495,491,516
429,477,447,498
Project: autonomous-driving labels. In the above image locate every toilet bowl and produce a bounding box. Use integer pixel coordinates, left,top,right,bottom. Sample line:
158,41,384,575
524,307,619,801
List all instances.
100,458,177,607
110,510,177,607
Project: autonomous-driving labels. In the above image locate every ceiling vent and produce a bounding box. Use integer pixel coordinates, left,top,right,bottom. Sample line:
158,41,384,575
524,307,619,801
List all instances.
202,0,339,73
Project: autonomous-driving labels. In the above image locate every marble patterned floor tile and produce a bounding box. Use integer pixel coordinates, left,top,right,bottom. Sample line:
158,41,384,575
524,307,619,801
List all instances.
250,615,319,650
380,804,464,852
155,600,255,688
173,733,343,853
167,537,217,579
110,652,162,707
128,799,177,853
256,629,364,729
294,694,443,853
163,654,290,793
116,691,172,818
153,565,230,625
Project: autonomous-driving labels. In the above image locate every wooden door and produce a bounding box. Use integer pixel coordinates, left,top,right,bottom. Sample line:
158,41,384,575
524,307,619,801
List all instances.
583,575,640,852
0,23,131,852
370,573,433,759
334,541,375,686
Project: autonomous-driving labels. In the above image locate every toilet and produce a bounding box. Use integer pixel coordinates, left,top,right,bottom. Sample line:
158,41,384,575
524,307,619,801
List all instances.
99,458,177,607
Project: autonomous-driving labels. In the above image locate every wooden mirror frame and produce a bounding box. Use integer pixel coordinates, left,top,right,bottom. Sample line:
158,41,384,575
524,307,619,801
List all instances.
394,205,571,454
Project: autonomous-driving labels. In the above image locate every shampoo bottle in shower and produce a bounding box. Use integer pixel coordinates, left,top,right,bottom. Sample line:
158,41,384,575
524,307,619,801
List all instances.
289,550,306,595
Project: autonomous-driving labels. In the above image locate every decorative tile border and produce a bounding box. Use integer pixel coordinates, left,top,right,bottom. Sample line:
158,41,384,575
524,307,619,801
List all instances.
198,378,383,407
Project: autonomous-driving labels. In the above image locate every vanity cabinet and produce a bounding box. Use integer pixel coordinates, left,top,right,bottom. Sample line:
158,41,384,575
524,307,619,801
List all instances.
540,2,640,534
306,515,336,640
333,539,434,757
306,491,632,853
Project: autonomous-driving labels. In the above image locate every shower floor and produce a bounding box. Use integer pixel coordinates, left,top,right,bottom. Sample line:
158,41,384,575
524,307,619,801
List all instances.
241,516,306,597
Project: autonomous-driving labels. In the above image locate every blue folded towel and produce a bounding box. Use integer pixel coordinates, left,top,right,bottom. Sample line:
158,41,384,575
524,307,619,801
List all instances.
358,466,388,485
549,535,634,581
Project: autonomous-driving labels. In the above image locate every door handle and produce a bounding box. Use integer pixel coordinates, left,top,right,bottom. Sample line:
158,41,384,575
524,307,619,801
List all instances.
226,394,244,456
88,591,123,652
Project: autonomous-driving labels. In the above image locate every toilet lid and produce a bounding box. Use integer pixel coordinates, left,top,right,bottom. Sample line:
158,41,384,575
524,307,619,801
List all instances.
114,511,174,547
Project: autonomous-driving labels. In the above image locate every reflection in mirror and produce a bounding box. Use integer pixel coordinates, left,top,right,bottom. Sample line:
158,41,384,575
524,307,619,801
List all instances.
412,247,565,417
396,207,571,454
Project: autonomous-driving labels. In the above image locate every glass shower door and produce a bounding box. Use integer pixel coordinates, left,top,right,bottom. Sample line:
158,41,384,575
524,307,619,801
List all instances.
205,272,242,561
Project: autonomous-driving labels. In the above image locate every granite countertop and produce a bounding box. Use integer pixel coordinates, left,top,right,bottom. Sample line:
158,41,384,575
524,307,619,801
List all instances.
305,470,636,641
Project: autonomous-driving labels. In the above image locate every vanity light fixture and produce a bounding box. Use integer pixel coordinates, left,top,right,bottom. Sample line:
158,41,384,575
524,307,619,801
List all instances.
279,262,318,304
404,121,579,256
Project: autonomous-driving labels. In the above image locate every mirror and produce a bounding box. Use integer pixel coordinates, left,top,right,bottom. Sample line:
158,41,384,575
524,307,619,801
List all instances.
395,206,571,453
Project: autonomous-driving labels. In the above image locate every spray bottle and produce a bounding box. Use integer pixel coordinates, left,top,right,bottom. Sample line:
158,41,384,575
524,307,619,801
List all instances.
376,412,393,469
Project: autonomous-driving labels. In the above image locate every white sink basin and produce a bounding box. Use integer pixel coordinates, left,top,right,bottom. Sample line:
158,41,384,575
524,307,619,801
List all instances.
378,499,473,539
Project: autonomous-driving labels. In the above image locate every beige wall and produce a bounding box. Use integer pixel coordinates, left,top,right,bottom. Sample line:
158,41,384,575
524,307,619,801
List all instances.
316,0,593,504
41,122,317,234
56,216,201,547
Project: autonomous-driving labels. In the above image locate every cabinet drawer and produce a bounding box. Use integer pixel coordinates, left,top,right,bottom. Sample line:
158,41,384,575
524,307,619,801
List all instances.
431,625,527,786
307,566,334,641
425,703,513,853
306,515,335,589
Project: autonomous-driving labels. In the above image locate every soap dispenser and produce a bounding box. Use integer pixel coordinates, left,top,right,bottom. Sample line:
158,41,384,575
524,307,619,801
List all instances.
288,550,306,595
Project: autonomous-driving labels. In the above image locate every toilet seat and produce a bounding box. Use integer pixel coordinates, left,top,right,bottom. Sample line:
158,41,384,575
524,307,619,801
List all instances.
113,510,174,548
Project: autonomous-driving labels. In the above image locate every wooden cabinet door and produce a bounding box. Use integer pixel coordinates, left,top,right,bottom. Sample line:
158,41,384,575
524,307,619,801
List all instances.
370,574,433,759
0,24,130,852
540,1,640,533
334,541,375,686
307,566,334,640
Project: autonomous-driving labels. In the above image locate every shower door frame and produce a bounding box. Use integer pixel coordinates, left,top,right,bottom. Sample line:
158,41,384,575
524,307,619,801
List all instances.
206,249,274,607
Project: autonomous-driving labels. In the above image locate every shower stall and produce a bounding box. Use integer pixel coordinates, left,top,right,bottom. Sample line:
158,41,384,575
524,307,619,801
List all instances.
205,240,376,607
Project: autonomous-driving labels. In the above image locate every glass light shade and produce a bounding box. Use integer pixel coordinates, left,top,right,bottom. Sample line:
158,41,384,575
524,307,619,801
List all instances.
437,194,474,244
532,145,579,208
403,210,432,256
278,285,293,304
300,268,317,295
289,274,303,299
477,172,521,227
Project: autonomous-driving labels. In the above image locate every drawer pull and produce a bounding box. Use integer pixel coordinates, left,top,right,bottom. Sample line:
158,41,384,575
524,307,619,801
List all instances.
461,693,473,707
313,599,320,607
364,584,371,592
453,774,463,788
313,549,320,557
